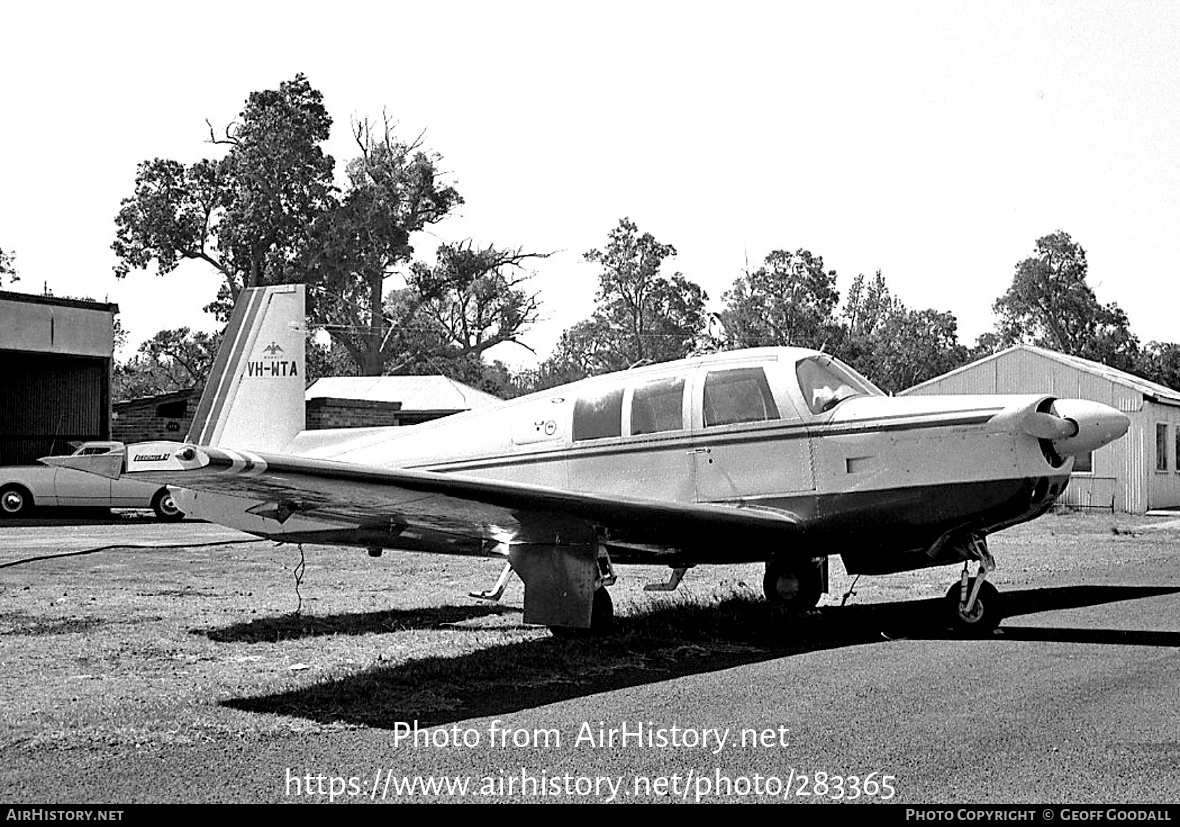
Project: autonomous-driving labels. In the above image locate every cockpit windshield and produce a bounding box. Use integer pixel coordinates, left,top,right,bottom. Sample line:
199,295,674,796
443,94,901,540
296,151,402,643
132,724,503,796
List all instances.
795,355,882,414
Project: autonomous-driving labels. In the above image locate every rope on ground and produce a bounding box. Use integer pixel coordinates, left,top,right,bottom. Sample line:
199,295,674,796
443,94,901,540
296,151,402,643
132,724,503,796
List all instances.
0,538,265,570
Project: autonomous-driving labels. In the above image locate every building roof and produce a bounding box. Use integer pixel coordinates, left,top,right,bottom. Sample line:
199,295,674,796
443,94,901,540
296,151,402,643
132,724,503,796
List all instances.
113,387,201,409
902,344,1180,406
305,375,502,411
0,289,119,314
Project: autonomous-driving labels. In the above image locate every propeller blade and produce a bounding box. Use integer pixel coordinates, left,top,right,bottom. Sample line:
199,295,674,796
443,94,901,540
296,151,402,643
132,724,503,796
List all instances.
1022,411,1078,441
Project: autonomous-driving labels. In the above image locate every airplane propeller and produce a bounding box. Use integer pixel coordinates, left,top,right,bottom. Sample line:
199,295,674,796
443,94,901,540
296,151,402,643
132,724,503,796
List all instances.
1022,411,1079,442
1022,401,1129,457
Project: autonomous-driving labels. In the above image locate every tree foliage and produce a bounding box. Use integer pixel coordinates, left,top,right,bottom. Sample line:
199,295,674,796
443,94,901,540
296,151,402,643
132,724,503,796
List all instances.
718,249,841,350
1137,342,1180,392
380,242,546,374
992,231,1139,371
532,218,707,386
833,270,968,393
713,252,966,393
0,245,17,286
112,327,221,401
113,74,334,317
112,76,542,380
304,118,465,374
867,307,967,393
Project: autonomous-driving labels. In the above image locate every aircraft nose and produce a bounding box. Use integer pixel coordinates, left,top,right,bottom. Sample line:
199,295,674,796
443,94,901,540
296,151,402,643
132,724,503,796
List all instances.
1049,399,1130,456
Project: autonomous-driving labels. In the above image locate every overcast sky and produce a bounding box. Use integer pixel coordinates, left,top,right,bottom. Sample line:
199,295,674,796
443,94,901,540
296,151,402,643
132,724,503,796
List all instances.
2,1,1177,368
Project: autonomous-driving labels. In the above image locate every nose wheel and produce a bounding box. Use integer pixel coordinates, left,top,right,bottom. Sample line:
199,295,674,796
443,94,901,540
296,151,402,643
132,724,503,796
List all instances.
945,536,1003,635
945,578,1001,634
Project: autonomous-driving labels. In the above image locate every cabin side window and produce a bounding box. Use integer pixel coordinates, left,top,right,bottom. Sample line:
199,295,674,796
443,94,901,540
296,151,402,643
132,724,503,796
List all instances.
573,386,624,441
703,368,779,427
631,376,685,435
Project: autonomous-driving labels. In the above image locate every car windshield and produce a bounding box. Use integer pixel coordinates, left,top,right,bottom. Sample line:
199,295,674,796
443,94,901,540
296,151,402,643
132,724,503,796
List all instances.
73,444,119,456
795,355,882,414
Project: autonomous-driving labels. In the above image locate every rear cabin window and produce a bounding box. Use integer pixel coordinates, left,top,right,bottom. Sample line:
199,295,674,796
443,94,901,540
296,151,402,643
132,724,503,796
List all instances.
703,368,779,427
631,376,685,435
573,386,624,441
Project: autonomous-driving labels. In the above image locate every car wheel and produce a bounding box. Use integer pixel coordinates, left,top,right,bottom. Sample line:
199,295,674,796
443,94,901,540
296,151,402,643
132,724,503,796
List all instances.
151,489,184,521
0,485,33,517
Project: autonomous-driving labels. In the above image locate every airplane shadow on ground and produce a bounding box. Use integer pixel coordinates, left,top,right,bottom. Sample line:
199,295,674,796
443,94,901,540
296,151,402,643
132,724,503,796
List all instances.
201,604,521,643
220,584,1180,730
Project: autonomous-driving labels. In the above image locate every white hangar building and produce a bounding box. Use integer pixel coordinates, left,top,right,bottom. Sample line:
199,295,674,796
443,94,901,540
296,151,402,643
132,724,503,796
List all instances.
901,344,1180,514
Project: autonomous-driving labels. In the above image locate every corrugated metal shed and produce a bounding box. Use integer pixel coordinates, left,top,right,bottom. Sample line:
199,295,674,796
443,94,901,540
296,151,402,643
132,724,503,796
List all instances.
901,345,1180,514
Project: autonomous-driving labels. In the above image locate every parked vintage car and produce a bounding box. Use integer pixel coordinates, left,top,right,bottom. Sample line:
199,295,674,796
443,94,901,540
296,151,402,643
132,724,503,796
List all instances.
0,441,184,520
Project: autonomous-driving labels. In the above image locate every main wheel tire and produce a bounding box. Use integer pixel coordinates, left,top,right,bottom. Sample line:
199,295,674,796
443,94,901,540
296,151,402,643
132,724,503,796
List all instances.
550,588,614,638
0,485,33,517
151,489,184,521
589,586,614,633
763,559,822,612
944,578,1002,635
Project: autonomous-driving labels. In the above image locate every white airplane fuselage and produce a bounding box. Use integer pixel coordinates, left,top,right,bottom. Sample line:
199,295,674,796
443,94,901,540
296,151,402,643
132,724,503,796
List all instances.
178,346,1116,576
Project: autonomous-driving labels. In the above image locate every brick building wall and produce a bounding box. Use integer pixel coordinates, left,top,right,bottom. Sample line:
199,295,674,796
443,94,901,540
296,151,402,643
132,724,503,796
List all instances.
112,388,200,444
305,397,405,429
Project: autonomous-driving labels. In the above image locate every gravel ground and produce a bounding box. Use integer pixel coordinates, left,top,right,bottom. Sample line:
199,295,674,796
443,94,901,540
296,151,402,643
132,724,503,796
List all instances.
0,510,1177,804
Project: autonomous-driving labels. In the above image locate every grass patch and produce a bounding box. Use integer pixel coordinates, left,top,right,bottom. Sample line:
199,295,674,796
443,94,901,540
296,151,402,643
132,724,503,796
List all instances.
1,511,1176,753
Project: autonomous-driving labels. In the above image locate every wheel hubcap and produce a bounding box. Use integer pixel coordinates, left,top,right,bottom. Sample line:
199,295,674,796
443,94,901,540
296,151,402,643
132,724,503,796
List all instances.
2,492,23,513
958,599,984,623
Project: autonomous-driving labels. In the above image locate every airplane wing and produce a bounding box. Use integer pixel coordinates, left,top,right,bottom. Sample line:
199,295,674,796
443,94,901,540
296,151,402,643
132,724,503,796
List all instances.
45,444,802,560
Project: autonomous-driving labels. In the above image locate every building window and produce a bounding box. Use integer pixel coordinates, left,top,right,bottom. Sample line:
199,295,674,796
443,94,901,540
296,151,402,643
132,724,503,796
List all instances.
1073,451,1092,473
573,386,624,441
1156,423,1169,472
1175,429,1180,474
631,376,685,435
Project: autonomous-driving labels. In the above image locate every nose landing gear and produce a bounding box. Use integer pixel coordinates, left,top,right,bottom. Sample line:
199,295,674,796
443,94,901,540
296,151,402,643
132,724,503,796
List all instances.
945,536,1003,635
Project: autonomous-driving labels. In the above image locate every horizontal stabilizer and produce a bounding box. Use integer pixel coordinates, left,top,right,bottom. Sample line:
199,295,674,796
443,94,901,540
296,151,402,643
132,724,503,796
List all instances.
39,452,124,480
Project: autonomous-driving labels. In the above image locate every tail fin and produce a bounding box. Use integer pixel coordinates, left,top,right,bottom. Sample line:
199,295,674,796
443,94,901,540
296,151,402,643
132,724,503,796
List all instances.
187,284,306,452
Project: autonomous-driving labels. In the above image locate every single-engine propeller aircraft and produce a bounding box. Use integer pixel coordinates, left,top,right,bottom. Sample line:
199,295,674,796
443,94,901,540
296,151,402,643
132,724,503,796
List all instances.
45,285,1130,634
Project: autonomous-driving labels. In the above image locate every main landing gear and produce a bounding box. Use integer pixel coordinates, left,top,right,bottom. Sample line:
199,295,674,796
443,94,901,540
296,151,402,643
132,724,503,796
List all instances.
549,564,616,638
763,557,826,612
579,548,617,635
945,536,1003,635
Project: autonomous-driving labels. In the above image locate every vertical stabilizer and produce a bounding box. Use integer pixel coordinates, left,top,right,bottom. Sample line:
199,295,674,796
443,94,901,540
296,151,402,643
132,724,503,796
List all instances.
186,284,305,452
